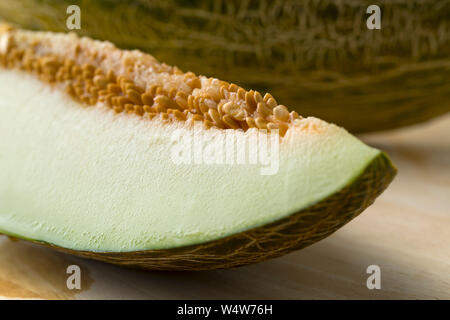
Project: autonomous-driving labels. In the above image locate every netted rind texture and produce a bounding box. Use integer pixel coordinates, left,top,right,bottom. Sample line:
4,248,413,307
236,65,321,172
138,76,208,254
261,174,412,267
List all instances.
0,0,448,132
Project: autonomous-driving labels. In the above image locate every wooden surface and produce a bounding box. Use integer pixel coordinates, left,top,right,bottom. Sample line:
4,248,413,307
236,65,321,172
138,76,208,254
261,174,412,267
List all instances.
0,114,449,300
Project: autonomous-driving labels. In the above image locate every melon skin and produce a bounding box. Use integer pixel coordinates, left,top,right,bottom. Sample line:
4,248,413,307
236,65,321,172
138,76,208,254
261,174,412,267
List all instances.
2,153,396,271
0,0,448,132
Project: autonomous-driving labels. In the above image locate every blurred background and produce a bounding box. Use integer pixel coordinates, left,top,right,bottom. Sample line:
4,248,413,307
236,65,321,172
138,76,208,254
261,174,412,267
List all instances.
0,0,448,132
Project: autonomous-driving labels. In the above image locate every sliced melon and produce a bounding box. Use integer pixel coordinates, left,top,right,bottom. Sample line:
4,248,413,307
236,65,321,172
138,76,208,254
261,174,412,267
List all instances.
0,25,396,270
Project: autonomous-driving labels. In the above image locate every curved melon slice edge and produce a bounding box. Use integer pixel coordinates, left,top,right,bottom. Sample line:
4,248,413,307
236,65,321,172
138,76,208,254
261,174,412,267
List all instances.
1,152,396,270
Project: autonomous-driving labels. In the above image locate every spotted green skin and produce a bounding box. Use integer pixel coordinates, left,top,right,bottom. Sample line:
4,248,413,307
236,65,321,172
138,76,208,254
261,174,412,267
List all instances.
0,0,449,132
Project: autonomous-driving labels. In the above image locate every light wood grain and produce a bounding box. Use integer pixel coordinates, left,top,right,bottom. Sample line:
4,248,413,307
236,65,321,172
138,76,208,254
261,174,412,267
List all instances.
1,115,449,300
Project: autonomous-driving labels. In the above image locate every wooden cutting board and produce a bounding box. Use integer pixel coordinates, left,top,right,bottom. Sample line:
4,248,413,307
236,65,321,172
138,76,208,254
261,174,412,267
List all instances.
1,115,449,300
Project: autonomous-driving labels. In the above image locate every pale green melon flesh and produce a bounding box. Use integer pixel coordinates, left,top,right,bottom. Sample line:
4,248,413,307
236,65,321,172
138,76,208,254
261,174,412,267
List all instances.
0,69,380,252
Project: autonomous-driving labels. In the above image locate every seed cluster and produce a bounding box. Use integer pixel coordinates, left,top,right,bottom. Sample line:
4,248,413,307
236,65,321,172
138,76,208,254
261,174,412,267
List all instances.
0,28,302,137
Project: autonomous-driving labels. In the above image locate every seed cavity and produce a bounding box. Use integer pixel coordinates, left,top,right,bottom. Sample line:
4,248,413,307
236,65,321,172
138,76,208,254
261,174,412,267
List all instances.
0,25,301,137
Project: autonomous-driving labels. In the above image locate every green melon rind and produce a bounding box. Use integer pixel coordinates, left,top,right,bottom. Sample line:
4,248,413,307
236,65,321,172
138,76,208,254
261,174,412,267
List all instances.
2,152,396,271
0,0,448,132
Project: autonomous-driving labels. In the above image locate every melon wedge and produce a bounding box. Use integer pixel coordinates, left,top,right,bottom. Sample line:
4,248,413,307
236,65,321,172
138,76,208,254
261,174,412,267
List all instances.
0,25,396,270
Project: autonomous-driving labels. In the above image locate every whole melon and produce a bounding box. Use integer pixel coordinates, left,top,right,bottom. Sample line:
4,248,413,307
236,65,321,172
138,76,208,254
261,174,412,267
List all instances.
0,0,449,132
